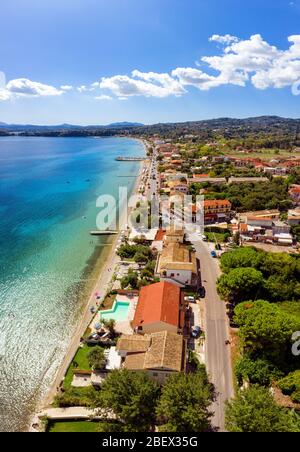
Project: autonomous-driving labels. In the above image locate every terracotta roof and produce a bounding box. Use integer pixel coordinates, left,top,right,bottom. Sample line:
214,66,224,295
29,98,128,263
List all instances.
117,335,151,353
247,216,274,221
133,281,181,329
143,331,184,371
193,174,209,178
124,352,146,370
123,331,184,372
166,226,185,237
240,223,248,233
204,199,231,208
157,242,197,273
155,229,166,241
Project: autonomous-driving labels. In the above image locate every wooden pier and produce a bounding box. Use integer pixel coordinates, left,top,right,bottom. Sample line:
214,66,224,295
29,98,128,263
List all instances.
90,230,118,236
115,156,145,161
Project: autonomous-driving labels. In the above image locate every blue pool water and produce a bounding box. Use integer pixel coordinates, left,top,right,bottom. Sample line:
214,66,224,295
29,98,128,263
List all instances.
0,136,144,431
100,301,130,322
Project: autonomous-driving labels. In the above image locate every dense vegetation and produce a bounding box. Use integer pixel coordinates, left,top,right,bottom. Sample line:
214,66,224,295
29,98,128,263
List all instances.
218,247,300,304
156,368,214,432
91,367,214,432
218,247,300,411
190,178,292,212
225,385,300,432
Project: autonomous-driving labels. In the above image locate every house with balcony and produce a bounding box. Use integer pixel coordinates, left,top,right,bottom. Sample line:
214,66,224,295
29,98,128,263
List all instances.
203,199,232,224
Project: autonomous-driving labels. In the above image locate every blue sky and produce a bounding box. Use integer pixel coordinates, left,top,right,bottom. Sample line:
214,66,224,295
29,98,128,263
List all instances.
0,0,300,125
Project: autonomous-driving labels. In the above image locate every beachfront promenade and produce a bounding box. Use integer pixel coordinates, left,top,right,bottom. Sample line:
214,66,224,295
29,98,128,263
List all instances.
40,407,116,421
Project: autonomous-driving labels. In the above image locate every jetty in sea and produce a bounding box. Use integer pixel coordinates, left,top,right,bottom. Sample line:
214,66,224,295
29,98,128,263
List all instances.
90,230,118,236
115,156,145,161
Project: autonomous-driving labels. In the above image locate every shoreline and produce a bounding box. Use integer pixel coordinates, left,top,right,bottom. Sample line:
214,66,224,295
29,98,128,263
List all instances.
30,138,148,430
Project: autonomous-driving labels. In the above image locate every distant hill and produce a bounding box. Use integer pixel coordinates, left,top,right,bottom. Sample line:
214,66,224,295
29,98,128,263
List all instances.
106,122,144,128
0,121,144,132
0,117,299,145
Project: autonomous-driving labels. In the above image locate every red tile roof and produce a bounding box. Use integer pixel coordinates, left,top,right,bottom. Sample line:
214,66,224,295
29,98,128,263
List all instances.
204,199,232,208
193,174,209,178
133,282,181,329
155,229,166,241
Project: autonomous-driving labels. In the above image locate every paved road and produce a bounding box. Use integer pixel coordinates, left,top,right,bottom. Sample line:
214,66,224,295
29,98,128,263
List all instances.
146,149,159,201
190,237,234,432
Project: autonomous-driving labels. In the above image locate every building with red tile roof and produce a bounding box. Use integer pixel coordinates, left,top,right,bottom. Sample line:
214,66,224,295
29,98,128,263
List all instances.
133,281,184,334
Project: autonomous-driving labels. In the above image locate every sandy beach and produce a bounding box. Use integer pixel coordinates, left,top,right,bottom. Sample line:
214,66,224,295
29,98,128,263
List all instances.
32,141,148,428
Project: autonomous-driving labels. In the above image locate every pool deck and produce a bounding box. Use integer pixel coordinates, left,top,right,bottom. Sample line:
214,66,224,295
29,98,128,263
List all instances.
91,294,138,334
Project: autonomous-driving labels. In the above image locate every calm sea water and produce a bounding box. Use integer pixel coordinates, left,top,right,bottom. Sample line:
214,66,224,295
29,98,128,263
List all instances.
0,136,144,432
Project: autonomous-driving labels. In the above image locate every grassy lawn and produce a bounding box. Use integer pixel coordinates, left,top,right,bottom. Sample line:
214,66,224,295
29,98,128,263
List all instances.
63,344,92,389
48,421,100,433
205,232,230,243
226,149,294,160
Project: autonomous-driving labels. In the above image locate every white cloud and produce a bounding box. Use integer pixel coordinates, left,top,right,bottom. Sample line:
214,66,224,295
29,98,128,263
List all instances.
98,34,300,97
209,34,239,45
95,94,113,100
2,34,300,104
77,83,98,93
99,70,186,99
6,78,63,97
61,85,73,91
0,73,64,101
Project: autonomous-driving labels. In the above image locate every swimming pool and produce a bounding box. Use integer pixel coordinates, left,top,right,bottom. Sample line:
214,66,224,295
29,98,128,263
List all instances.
100,301,130,322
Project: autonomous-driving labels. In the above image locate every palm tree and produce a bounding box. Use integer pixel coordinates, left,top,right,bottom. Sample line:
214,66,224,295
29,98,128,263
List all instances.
102,318,116,337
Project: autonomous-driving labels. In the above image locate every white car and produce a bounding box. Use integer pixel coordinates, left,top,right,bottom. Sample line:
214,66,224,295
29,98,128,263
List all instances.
184,296,195,302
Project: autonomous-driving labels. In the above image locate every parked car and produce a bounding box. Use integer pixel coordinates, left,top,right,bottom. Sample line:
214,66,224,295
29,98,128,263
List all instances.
191,326,202,338
211,250,217,258
198,286,206,298
184,295,195,302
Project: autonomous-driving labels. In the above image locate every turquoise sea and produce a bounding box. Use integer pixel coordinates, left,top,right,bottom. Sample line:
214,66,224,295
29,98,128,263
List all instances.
0,136,144,432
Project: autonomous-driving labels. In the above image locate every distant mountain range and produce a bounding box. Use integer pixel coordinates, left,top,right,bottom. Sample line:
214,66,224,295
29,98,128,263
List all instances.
0,116,299,137
0,121,144,131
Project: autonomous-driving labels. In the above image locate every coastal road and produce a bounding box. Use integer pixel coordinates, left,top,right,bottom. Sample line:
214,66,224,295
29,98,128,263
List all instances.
146,149,159,201
190,237,234,431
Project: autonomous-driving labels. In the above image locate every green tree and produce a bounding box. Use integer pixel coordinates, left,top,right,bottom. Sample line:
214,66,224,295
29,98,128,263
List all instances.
120,270,139,289
220,247,263,273
225,385,300,432
134,251,148,265
101,318,116,336
93,370,160,432
278,370,300,403
87,346,106,370
235,355,282,387
217,267,264,304
156,369,214,432
234,301,300,361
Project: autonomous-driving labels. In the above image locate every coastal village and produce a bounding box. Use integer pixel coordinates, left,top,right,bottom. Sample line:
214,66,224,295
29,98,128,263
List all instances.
36,133,300,433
